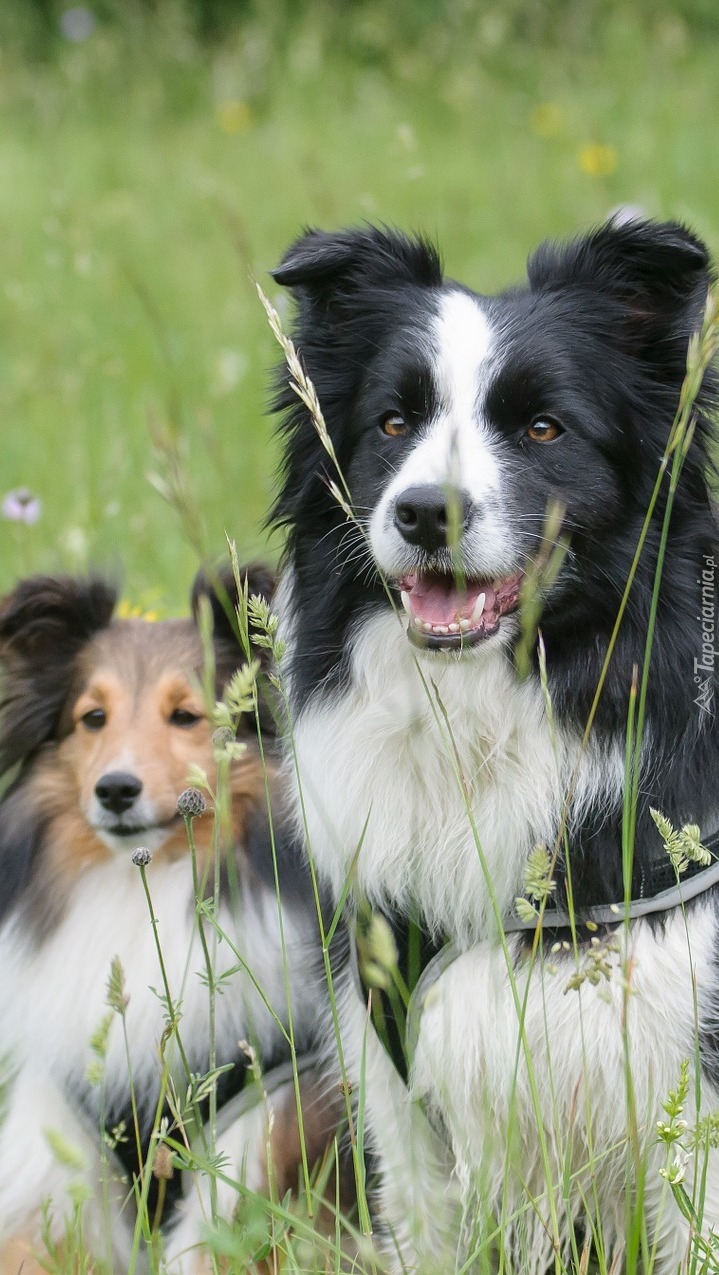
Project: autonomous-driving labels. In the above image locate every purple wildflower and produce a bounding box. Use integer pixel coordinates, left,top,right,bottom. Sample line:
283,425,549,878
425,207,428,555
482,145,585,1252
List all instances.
59,7,96,41
2,489,42,525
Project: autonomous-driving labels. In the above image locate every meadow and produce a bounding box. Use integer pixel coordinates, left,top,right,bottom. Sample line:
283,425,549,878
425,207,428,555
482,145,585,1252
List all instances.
2,1,719,612
3,4,719,1272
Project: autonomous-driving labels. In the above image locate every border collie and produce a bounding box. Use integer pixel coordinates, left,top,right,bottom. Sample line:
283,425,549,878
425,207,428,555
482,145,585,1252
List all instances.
269,218,719,1271
0,567,334,1274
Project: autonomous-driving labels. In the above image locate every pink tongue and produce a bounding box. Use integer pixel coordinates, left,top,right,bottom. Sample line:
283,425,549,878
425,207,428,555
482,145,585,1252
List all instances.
406,577,496,626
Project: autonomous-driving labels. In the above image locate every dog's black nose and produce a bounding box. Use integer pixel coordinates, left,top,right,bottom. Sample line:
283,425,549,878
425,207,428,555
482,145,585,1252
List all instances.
95,772,143,814
393,484,472,553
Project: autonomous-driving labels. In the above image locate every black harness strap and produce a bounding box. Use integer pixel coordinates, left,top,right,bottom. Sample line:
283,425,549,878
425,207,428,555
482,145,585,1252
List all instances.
352,835,719,1087
507,829,719,934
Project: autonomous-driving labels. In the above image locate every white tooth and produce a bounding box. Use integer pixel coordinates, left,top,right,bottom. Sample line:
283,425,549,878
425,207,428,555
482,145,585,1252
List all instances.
470,592,486,625
449,623,459,633
459,618,471,631
400,590,412,615
436,625,449,635
422,622,434,632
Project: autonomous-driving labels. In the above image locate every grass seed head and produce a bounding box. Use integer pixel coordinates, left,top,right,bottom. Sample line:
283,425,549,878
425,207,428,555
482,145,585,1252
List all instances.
153,1143,175,1180
106,956,129,1015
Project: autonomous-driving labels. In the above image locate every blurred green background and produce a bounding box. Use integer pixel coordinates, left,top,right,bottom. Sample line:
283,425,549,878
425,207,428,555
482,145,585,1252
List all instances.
1,0,718,612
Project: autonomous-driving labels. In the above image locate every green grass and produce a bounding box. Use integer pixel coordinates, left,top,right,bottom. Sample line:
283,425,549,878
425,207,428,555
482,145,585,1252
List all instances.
2,3,719,609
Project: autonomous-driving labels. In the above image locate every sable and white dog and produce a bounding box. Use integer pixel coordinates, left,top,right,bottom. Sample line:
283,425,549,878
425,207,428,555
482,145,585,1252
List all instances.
269,219,719,1271
0,568,333,1275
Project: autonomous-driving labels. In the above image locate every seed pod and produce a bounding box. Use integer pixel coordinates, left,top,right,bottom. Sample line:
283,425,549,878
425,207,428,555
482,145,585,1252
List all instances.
177,787,206,818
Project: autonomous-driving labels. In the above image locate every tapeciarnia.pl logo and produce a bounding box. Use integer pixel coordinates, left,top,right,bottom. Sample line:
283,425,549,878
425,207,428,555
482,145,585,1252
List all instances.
694,554,716,714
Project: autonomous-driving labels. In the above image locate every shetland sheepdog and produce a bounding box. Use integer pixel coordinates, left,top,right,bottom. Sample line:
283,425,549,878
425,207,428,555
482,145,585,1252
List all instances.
0,567,333,1274
269,218,719,1271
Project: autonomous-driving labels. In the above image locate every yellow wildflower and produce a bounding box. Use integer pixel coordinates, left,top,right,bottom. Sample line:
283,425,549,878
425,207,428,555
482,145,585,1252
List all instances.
578,142,618,178
216,101,252,135
116,600,159,621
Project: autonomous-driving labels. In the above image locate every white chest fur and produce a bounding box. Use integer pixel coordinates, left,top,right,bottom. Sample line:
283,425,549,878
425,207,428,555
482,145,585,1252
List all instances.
289,610,584,941
0,854,311,1119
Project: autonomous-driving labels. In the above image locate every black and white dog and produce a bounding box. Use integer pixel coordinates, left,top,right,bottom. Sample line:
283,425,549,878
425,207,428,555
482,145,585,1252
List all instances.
269,219,719,1270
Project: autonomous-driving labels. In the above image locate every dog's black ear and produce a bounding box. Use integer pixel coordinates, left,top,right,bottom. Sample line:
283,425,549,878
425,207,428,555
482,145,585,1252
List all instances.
269,228,441,540
273,225,442,306
191,561,279,737
190,561,277,650
0,575,117,772
0,574,117,660
191,561,242,647
528,219,711,329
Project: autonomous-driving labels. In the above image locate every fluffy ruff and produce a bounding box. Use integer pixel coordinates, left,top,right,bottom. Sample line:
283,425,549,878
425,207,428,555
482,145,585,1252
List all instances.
270,218,719,1271
0,568,333,1275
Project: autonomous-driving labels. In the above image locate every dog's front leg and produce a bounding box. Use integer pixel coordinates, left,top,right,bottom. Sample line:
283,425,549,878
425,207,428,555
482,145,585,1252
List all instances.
337,977,461,1274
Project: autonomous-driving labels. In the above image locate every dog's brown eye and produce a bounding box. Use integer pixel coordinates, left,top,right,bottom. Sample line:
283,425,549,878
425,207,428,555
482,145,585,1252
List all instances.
381,413,408,438
170,708,203,728
526,417,563,443
81,708,107,731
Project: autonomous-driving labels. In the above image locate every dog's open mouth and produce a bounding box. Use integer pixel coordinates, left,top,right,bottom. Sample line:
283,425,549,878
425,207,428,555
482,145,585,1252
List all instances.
398,570,524,651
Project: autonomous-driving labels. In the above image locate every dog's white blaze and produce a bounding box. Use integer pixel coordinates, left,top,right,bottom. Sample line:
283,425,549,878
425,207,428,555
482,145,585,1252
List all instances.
369,291,517,580
432,288,494,426
0,857,315,1255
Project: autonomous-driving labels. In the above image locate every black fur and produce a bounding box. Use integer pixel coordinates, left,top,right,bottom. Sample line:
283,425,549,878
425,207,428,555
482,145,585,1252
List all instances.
0,575,118,773
0,777,48,927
